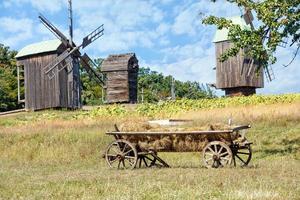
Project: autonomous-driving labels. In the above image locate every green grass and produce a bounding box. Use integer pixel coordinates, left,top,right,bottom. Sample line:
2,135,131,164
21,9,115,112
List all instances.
0,102,299,199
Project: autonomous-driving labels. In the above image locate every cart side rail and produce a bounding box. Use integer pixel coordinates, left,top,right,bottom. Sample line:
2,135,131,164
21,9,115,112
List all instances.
106,130,233,136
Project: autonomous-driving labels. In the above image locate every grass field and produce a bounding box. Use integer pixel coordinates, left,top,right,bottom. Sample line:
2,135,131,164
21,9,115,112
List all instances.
0,100,299,199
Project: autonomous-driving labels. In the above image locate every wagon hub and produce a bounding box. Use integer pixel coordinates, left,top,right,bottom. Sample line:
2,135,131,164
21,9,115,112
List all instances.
212,154,220,161
117,154,125,160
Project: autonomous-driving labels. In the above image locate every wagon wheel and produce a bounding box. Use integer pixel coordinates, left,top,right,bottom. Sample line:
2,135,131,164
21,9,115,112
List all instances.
105,140,138,170
231,144,252,167
137,154,157,168
202,141,233,168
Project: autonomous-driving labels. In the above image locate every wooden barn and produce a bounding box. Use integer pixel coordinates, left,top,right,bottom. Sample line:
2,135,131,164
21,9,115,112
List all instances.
213,16,264,96
15,39,81,111
101,53,139,103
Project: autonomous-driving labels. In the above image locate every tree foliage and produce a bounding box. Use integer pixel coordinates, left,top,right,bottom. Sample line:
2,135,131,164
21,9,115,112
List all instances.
0,44,21,111
203,0,300,68
138,67,215,103
80,58,105,105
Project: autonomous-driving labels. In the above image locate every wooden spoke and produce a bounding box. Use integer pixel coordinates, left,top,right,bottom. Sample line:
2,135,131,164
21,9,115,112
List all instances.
136,154,159,168
218,146,224,154
117,160,122,169
125,156,136,159
123,149,133,155
232,144,252,167
110,145,121,155
126,158,135,166
219,152,229,157
143,157,148,167
105,140,138,170
236,154,246,163
121,143,128,153
207,147,215,154
203,141,232,168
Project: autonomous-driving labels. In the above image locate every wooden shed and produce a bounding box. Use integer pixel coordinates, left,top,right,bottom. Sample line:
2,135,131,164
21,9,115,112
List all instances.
213,16,264,96
101,53,139,103
15,39,81,111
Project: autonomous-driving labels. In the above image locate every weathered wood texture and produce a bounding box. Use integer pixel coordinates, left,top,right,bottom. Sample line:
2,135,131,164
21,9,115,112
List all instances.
101,53,139,104
16,51,81,111
215,41,264,90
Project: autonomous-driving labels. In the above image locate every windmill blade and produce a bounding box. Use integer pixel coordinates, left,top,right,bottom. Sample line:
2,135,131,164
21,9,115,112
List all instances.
82,24,104,49
265,65,275,82
243,8,254,30
47,56,73,80
39,14,70,47
80,53,105,86
43,50,70,75
44,46,80,76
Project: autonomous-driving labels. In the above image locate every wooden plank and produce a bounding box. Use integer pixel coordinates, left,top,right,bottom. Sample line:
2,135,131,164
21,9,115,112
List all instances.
215,41,264,89
106,130,233,136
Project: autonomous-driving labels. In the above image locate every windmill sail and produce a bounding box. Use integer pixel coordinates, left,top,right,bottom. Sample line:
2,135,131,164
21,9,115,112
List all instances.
39,0,105,86
82,25,104,49
80,53,105,86
39,14,70,47
265,65,275,82
44,45,80,73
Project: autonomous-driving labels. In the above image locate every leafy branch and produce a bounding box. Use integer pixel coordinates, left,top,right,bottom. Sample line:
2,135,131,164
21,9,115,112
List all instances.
202,0,300,69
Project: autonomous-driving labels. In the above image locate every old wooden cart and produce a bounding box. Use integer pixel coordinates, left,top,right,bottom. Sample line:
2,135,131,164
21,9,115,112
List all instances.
104,125,252,169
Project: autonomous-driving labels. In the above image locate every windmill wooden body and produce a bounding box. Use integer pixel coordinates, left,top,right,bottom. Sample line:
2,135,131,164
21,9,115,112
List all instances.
101,53,139,104
16,0,105,111
213,16,264,96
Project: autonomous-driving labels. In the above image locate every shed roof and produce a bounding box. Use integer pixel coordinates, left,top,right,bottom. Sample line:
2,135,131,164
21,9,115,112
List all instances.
16,39,62,59
101,53,137,72
213,16,250,43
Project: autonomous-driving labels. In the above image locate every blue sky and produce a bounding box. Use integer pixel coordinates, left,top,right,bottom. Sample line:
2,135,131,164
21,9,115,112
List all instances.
0,0,299,95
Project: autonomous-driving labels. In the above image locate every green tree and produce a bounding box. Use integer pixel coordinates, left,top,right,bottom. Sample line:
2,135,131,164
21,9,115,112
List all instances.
138,67,215,103
203,0,300,68
0,44,21,111
80,58,105,105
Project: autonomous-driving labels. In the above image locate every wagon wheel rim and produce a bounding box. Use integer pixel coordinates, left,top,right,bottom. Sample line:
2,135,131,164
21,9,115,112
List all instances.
203,141,232,168
105,140,138,170
233,144,252,167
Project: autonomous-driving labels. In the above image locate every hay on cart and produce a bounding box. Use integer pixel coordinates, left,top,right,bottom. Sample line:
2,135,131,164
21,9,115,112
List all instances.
117,121,240,152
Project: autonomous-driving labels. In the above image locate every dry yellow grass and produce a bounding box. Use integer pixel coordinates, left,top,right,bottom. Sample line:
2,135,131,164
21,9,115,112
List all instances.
0,102,299,199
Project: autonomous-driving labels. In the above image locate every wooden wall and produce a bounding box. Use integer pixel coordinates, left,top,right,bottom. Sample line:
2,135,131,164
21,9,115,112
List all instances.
102,53,139,104
106,71,129,103
215,41,264,89
17,52,81,111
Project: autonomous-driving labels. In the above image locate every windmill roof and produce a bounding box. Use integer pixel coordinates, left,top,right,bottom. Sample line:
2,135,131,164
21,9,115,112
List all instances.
213,16,250,43
101,53,137,72
16,39,62,59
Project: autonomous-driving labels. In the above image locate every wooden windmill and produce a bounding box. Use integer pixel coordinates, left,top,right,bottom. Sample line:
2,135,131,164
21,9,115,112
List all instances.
16,0,105,110
213,9,273,96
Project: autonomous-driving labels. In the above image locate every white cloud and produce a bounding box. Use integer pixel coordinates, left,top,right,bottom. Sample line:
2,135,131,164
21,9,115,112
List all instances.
70,0,166,53
3,0,65,13
172,3,201,36
147,42,216,84
161,42,208,62
0,17,34,48
156,23,171,36
172,0,240,36
259,46,300,94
